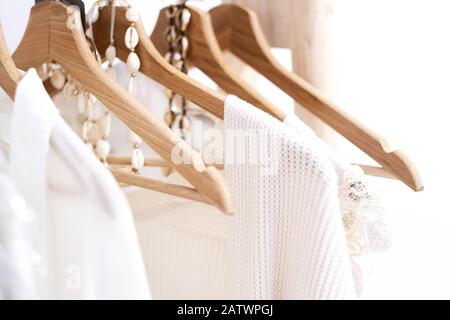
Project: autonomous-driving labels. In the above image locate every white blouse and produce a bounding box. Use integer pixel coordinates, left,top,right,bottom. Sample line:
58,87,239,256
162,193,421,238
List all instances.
0,69,150,299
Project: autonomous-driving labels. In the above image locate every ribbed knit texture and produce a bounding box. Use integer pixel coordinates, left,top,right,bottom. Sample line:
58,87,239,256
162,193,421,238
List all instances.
224,95,356,299
128,188,232,299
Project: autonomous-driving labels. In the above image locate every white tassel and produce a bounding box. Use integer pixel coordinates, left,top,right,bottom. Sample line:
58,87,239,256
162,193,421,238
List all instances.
131,148,144,172
127,76,135,95
99,113,112,138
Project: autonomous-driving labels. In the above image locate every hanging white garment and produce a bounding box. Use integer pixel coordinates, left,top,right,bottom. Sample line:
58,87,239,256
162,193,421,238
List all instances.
128,188,231,299
224,95,357,299
0,69,150,299
226,51,391,296
283,113,391,294
53,61,233,299
0,150,37,299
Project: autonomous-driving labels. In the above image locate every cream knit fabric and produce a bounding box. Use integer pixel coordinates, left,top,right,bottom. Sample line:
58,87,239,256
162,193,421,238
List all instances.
224,95,356,299
284,113,391,295
127,187,231,299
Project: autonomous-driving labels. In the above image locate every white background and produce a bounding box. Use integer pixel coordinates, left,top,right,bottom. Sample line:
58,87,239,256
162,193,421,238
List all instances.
1,0,449,299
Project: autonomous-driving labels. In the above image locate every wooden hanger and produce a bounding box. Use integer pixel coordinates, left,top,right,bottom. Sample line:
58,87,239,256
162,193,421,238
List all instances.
209,4,423,192
92,4,227,119
0,21,21,100
150,5,284,119
12,0,232,214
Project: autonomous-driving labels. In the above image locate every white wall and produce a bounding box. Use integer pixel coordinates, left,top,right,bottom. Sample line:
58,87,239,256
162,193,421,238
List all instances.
330,0,450,299
0,0,222,52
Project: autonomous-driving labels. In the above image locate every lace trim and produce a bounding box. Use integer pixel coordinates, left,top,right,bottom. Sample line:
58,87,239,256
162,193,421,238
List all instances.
339,165,392,295
339,165,391,255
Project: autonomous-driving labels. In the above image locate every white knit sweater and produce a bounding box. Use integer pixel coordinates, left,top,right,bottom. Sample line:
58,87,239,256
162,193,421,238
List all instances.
224,95,356,299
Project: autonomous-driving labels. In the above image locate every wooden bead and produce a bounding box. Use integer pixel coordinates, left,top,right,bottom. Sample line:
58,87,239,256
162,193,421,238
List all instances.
165,89,174,99
164,110,175,126
125,26,139,50
179,115,190,131
162,166,173,177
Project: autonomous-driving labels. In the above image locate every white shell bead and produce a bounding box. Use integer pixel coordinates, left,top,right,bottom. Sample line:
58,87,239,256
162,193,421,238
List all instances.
88,93,97,106
82,121,92,141
128,131,143,146
50,72,66,90
88,103,103,121
63,81,74,98
179,8,191,32
125,7,139,23
96,139,110,161
131,148,145,171
125,26,139,50
85,27,93,40
164,52,171,62
172,51,181,62
180,36,189,58
87,123,102,143
78,93,86,114
173,59,183,70
99,113,112,138
83,103,92,120
89,5,99,23
105,45,117,63
127,51,141,73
